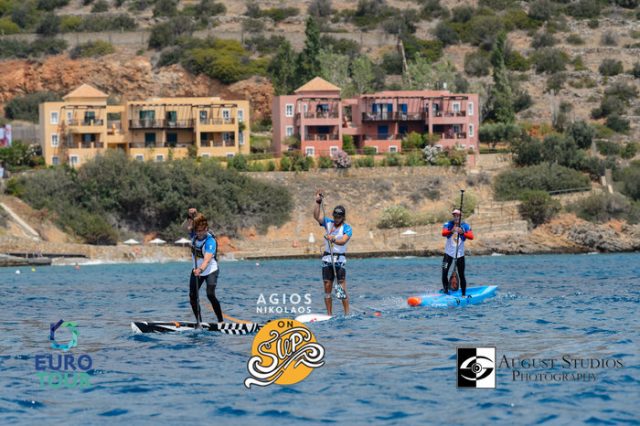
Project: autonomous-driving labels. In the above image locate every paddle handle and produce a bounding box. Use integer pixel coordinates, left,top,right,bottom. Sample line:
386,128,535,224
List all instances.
450,189,465,276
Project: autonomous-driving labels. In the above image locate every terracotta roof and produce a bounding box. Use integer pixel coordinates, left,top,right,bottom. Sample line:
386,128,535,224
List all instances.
294,77,341,93
63,84,109,100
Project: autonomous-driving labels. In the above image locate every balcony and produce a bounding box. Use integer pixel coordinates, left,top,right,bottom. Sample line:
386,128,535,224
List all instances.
129,119,194,129
432,111,467,118
303,134,340,141
362,112,424,121
199,118,236,125
440,132,468,140
363,134,401,141
301,112,339,119
128,142,195,149
201,139,235,148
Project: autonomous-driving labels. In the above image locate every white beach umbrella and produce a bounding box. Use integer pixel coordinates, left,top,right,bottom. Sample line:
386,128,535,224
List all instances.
149,238,166,245
401,230,418,236
123,239,140,245
174,237,191,246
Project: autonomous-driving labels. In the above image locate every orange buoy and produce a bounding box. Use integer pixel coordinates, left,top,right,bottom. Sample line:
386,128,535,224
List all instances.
407,297,422,307
374,312,381,317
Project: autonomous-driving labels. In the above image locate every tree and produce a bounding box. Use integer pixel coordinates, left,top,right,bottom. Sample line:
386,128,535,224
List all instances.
566,120,595,150
318,50,350,93
296,16,321,86
350,55,375,94
36,13,60,36
267,41,297,95
518,190,560,227
488,33,515,124
308,0,332,18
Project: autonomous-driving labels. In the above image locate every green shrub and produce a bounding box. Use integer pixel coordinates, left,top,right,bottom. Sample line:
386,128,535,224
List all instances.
567,0,601,19
616,162,640,201
605,114,630,133
518,190,560,227
356,156,375,167
599,59,624,76
37,0,70,11
59,15,82,32
502,8,538,31
531,32,557,49
318,156,333,168
261,7,299,23
401,132,424,151
404,151,424,166
464,14,503,50
505,50,529,72
71,14,136,32
69,40,115,59
148,17,194,50
382,154,401,167
566,120,595,150
180,39,263,84
493,163,591,200
377,205,412,229
267,161,276,171
512,137,544,166
621,143,638,160
381,51,403,75
228,153,248,171
363,146,377,156
596,140,621,156
632,62,640,78
342,135,355,155
528,0,555,22
91,0,109,12
434,21,459,46
0,141,44,171
600,31,617,47
532,48,568,74
36,13,60,36
451,5,474,23
566,34,584,45
0,17,21,34
464,50,491,77
9,152,293,240
569,193,634,223
5,91,61,122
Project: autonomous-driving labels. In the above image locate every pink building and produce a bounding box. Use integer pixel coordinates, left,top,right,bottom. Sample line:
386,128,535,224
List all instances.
272,77,480,159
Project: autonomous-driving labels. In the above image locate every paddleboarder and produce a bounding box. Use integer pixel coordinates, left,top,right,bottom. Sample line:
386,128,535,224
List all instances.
441,208,474,296
189,213,224,325
313,191,352,315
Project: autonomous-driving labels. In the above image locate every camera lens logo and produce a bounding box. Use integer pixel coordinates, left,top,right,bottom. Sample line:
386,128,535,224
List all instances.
49,320,78,352
457,347,496,388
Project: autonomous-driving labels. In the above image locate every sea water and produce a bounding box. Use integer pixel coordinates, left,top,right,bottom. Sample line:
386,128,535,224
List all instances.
0,253,638,425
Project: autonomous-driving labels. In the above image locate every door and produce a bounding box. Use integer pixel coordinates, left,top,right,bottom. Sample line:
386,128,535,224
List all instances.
145,132,156,147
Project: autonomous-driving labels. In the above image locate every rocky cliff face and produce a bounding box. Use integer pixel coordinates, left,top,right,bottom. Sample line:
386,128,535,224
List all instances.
0,55,274,121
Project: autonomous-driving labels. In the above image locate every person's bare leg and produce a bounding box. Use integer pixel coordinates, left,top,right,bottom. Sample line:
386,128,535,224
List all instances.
323,280,333,315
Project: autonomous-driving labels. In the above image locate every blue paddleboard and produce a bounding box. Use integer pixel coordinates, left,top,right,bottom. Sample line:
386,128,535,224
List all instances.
407,285,498,308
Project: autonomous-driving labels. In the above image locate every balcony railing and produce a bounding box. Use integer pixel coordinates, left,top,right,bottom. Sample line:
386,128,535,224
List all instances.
362,112,424,121
433,111,467,118
201,140,235,148
303,134,340,141
363,134,401,141
129,119,194,129
199,118,236,125
67,119,104,126
128,142,195,149
440,132,468,139
302,112,339,119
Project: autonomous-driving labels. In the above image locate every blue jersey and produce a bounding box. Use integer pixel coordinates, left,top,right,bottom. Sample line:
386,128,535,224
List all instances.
320,217,353,255
191,232,218,275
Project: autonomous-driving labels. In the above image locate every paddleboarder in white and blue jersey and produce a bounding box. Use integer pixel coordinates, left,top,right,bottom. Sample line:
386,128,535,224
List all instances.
441,209,474,296
189,213,224,325
313,191,352,316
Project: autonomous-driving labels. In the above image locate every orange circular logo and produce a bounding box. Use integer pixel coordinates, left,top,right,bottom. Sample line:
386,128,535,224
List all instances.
244,319,325,388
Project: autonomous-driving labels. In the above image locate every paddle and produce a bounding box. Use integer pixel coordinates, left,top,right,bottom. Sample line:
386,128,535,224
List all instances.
449,189,465,292
192,248,202,328
320,196,347,300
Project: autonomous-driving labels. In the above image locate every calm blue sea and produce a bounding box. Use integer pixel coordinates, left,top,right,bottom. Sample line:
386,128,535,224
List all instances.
0,253,639,425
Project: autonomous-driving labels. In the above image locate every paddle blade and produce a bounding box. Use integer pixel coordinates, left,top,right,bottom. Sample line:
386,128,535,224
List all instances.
333,282,347,300
449,272,459,291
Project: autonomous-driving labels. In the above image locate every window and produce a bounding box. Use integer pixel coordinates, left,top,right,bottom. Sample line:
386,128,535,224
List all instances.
389,146,398,153
166,111,177,124
139,110,155,125
167,132,178,147
469,124,474,137
50,111,59,125
399,124,408,135
155,155,164,162
135,155,144,161
52,156,59,165
286,126,294,137
237,109,244,122
51,134,59,147
238,132,244,145
84,111,96,125
330,146,338,156
199,110,208,123
222,109,231,122
70,156,79,166
226,153,235,159
377,125,389,138
82,133,95,143
452,102,461,113
66,111,73,123
145,132,156,147
285,104,294,117
467,102,474,116
305,147,315,157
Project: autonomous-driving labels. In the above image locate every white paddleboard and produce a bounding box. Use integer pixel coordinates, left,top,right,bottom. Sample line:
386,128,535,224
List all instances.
295,313,333,323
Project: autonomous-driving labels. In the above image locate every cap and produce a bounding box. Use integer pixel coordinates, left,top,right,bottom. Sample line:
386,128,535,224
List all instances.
452,209,461,215
333,205,346,217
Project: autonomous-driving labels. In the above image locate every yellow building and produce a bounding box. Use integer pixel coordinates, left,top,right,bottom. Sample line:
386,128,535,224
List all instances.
39,84,250,167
